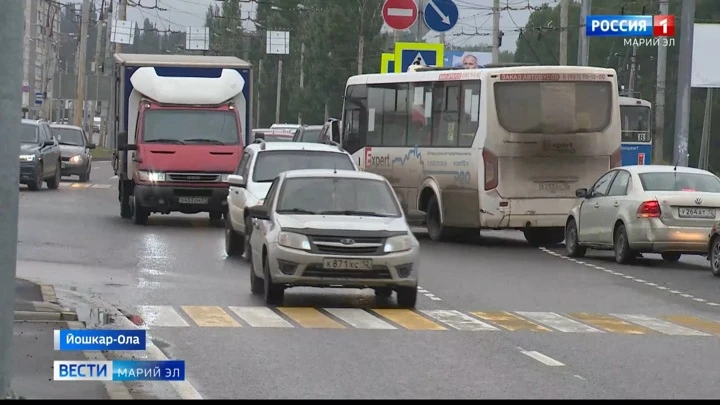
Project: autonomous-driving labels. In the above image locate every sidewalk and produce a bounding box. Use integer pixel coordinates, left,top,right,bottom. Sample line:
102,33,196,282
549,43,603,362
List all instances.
11,278,132,400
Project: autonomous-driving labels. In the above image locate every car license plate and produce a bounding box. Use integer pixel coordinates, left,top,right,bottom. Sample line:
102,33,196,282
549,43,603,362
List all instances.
678,207,716,219
178,197,209,204
539,182,570,192
322,258,373,270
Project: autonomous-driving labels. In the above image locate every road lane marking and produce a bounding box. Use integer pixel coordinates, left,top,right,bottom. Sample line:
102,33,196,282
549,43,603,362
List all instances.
181,306,240,327
421,310,499,331
372,309,446,330
277,307,345,329
515,311,603,333
610,314,711,336
136,305,189,327
568,312,651,334
324,308,396,329
662,315,720,336
520,350,565,367
470,311,551,332
70,183,90,188
228,306,293,328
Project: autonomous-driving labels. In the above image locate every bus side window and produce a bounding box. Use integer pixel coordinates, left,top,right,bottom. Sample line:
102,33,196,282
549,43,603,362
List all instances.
459,81,480,147
407,82,432,147
366,86,383,146
381,83,408,146
431,82,460,147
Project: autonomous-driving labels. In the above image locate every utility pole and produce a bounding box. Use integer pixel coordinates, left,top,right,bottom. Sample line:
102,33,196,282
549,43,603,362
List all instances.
0,1,23,399
40,1,52,119
257,59,262,127
358,2,365,75
73,0,91,128
559,0,569,65
100,1,113,147
275,59,282,123
298,42,304,125
115,0,127,54
652,0,668,164
576,0,591,66
673,0,695,167
93,0,105,138
492,0,500,63
627,45,638,93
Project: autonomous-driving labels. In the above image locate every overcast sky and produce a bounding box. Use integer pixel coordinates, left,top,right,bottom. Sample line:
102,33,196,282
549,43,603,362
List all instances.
120,0,558,53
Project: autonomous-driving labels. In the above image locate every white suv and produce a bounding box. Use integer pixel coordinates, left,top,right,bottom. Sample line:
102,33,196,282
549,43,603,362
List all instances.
225,140,358,258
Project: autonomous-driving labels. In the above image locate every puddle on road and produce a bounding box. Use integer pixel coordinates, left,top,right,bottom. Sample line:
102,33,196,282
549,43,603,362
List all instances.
74,305,112,328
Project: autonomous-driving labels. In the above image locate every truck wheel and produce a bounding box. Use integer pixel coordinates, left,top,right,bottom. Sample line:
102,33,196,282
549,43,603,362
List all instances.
132,197,149,225
120,184,132,219
209,211,222,221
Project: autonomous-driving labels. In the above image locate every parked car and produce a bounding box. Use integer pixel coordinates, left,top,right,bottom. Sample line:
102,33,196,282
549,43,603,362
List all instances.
246,169,425,307
251,128,294,143
565,165,720,264
49,124,95,182
225,141,358,259
19,119,62,191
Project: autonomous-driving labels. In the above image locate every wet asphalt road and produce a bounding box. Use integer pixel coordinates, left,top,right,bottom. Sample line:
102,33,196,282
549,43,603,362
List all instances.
17,162,720,399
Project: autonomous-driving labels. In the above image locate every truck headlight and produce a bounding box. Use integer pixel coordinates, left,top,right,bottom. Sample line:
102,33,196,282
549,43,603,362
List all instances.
138,171,165,182
19,155,35,162
278,231,311,251
384,235,413,253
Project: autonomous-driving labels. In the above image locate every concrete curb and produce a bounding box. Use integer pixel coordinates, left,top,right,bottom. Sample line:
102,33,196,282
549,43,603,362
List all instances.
40,283,58,304
14,280,77,322
66,321,134,400
14,310,78,322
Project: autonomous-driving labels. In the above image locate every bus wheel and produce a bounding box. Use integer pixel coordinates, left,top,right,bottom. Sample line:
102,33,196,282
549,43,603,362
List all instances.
426,194,454,241
523,227,565,247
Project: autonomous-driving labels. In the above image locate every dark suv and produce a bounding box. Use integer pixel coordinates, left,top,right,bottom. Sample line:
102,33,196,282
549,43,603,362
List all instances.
19,119,62,191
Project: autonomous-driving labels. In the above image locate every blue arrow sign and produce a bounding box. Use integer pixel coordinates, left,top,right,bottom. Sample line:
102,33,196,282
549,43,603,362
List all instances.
423,0,459,33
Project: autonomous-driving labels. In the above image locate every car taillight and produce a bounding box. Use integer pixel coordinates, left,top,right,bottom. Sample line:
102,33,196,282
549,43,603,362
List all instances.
610,147,622,168
637,200,661,218
483,149,498,191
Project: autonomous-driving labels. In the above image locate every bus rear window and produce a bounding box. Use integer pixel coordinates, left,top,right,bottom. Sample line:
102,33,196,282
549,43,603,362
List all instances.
494,81,612,134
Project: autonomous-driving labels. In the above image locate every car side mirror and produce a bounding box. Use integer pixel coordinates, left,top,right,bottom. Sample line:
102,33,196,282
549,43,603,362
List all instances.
254,133,265,140
405,209,426,226
248,205,269,221
227,174,245,187
43,139,54,146
118,144,137,151
87,143,96,149
575,188,588,198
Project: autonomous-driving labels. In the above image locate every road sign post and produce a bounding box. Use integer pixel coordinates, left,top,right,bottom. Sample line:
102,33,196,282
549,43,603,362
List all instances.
381,53,396,73
423,0,459,33
382,0,419,30
393,42,444,73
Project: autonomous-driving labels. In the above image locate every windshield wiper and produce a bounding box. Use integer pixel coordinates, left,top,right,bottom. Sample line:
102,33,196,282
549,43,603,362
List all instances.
319,210,392,217
276,208,317,215
144,139,185,144
58,142,81,146
184,138,225,145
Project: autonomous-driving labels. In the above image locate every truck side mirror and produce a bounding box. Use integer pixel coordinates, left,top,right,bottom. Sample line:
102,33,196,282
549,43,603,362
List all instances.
117,131,128,149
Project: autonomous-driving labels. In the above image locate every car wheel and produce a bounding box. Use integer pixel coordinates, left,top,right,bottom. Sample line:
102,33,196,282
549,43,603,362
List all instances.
613,224,635,264
224,216,245,257
250,258,264,295
46,161,61,189
661,252,681,262
396,286,417,309
263,253,284,306
27,163,43,191
565,218,587,257
79,164,90,182
209,211,223,221
710,236,720,277
243,215,252,261
374,288,392,298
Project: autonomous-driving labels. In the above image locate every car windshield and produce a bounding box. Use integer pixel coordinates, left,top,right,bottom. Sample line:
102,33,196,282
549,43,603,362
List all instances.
51,127,85,146
21,124,38,144
276,177,402,217
142,110,240,145
252,150,355,182
299,128,322,142
639,172,720,193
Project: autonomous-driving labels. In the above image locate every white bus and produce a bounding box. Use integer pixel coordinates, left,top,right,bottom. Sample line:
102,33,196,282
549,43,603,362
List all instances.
328,65,622,246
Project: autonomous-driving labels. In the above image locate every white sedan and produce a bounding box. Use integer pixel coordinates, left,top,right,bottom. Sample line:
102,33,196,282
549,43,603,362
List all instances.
565,165,720,264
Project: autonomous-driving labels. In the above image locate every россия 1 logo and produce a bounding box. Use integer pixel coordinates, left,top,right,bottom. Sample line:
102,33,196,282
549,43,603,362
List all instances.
586,15,675,47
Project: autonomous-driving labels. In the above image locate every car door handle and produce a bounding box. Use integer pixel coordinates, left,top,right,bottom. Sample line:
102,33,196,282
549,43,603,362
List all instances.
233,190,238,194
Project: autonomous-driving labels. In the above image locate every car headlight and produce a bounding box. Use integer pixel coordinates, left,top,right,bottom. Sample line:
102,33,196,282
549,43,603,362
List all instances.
221,174,230,183
138,170,165,182
384,234,413,253
19,155,35,162
69,155,82,163
278,231,311,251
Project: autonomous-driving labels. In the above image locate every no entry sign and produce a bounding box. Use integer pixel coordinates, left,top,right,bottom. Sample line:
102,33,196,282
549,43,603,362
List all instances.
382,0,418,30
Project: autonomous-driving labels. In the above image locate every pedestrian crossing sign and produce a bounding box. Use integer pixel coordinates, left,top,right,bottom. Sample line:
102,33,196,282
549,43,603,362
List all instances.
393,42,444,73
381,53,395,74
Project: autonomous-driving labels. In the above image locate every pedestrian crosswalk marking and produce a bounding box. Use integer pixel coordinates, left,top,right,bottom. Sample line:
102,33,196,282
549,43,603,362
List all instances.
277,307,345,329
662,315,720,336
129,305,720,336
181,306,240,327
324,308,396,330
372,309,446,331
611,314,711,336
516,311,603,333
228,306,293,328
421,310,498,331
568,313,650,335
137,305,189,327
60,182,113,189
470,311,551,332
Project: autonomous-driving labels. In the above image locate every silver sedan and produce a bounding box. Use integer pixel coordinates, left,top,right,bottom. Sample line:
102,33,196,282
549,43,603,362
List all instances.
565,165,720,264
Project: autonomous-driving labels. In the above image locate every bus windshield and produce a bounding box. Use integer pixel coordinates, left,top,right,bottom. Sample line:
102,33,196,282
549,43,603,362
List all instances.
621,105,651,143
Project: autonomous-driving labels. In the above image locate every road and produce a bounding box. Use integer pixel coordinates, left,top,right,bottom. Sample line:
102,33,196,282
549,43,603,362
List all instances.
17,162,720,399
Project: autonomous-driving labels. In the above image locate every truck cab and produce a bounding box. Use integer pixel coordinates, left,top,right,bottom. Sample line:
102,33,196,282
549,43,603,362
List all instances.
112,54,253,225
